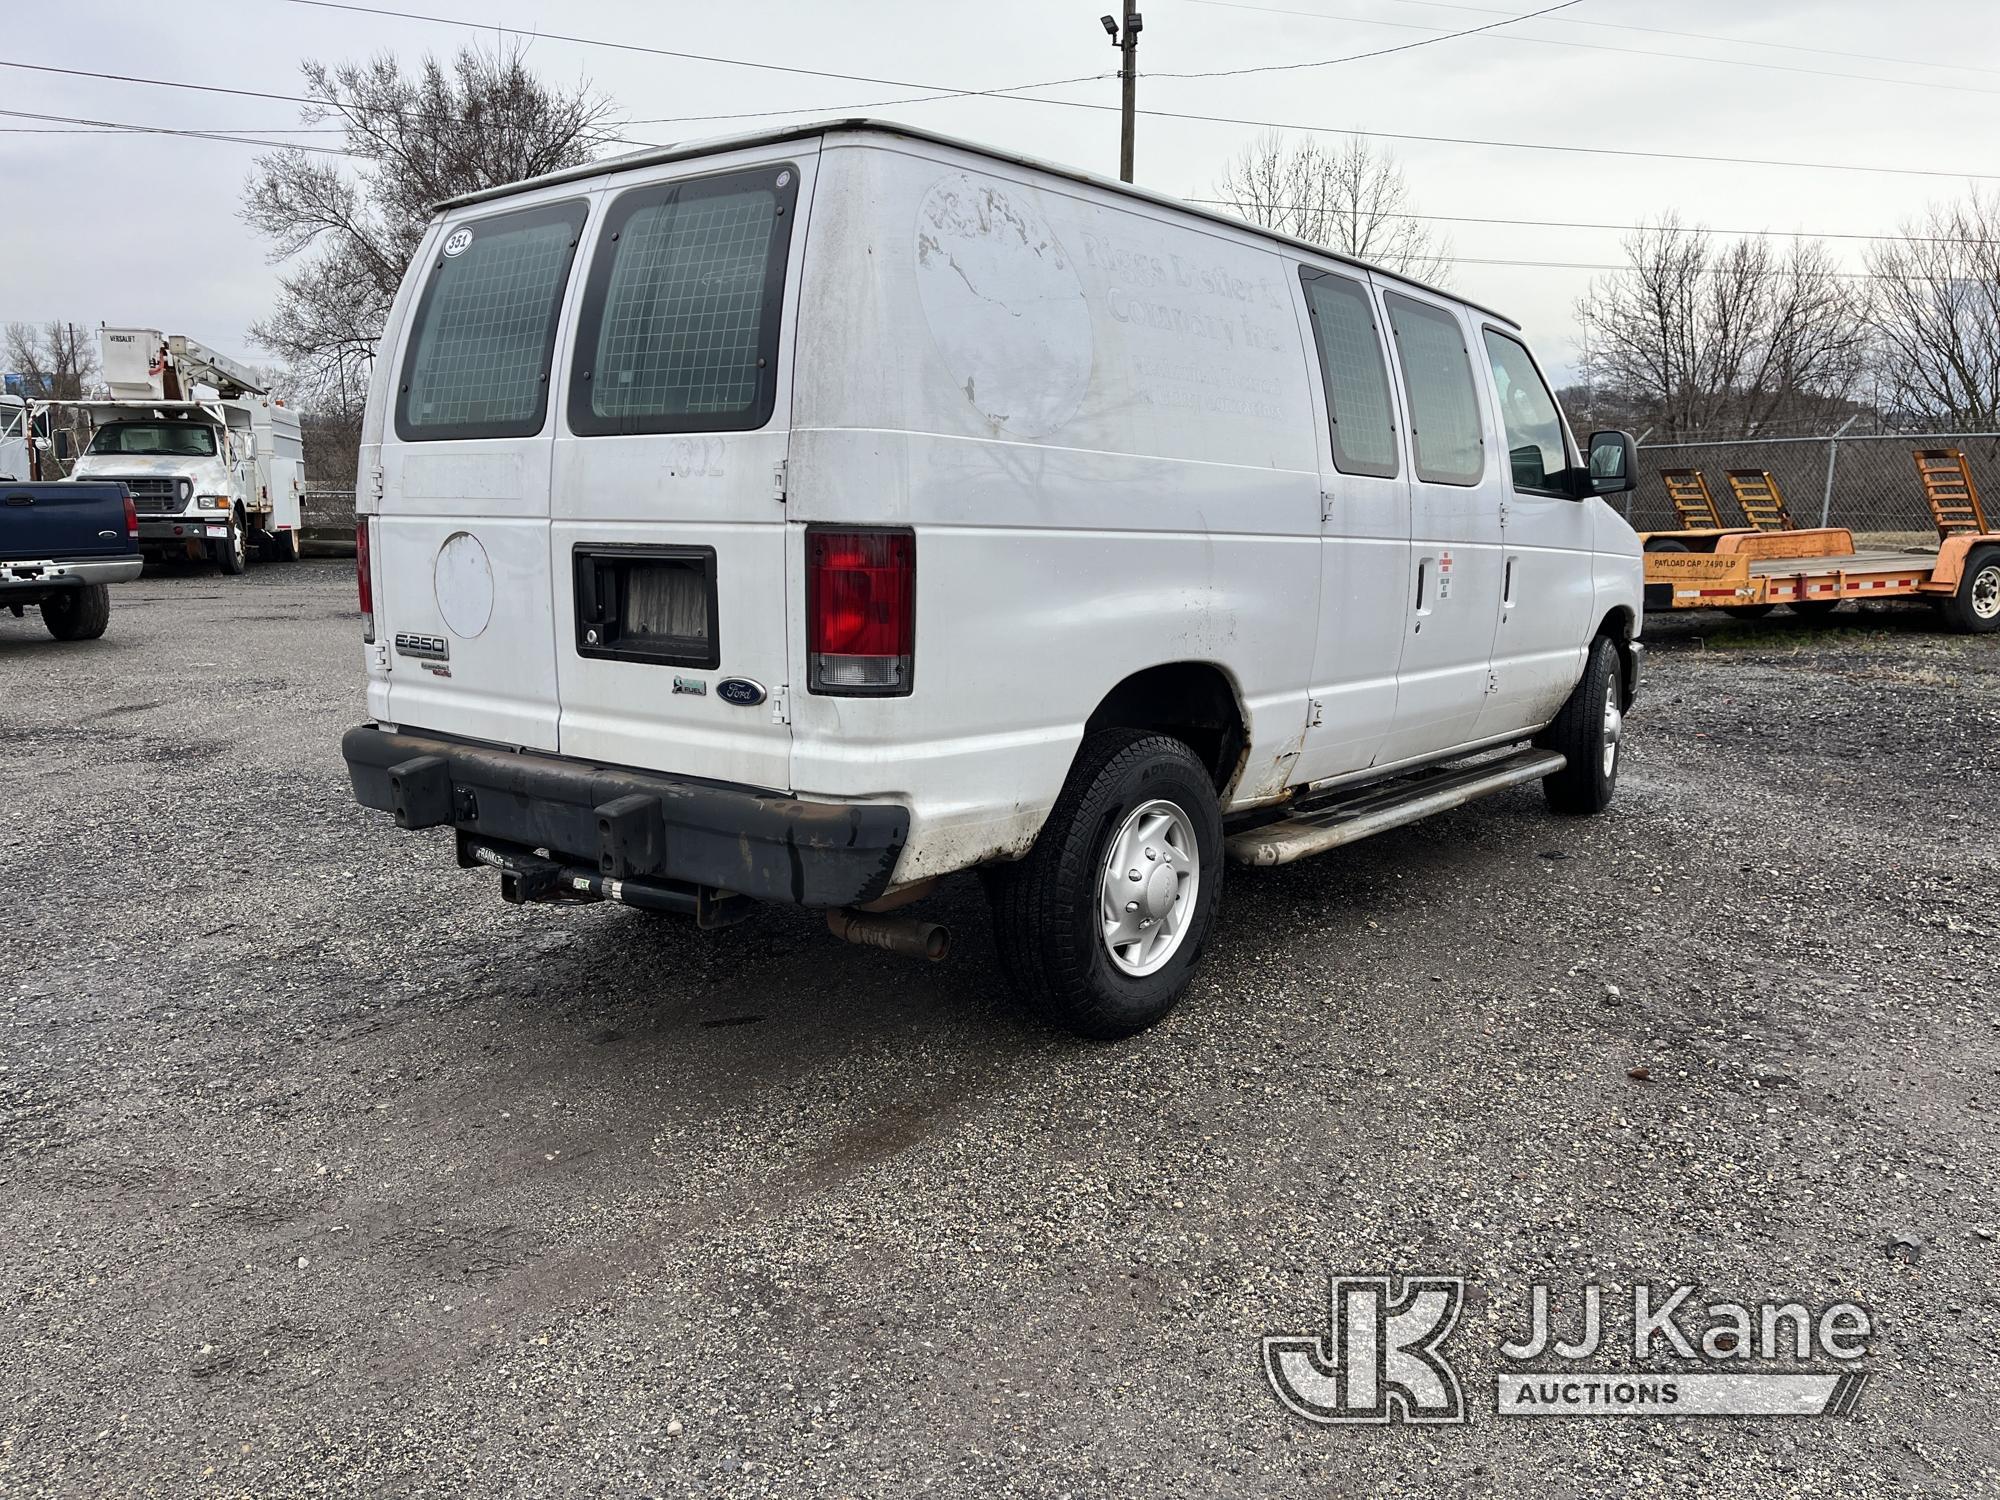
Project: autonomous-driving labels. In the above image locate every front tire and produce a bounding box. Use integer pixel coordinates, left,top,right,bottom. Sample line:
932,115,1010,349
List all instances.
1941,545,2000,634
41,583,111,641
213,511,248,575
1536,635,1623,816
987,731,1223,1039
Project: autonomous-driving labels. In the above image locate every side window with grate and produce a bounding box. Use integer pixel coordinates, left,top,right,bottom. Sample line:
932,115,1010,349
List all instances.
568,163,800,436
1383,292,1486,487
1299,269,1399,479
396,199,587,442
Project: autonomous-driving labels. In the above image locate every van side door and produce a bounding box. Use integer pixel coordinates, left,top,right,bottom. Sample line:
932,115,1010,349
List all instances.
1289,265,1411,784
1476,327,1595,739
1372,283,1506,766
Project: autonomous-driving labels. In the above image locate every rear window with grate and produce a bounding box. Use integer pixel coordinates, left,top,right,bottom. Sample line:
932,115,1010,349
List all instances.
568,163,799,436
396,199,587,442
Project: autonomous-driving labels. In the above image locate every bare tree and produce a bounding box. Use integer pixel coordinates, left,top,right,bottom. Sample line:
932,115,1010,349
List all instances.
1214,131,1452,283
1864,190,2000,429
1576,216,1870,439
243,44,618,400
4,321,99,401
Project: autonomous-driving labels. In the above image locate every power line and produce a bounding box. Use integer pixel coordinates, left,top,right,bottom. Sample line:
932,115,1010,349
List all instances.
0,55,1113,152
271,0,1111,103
1154,0,1584,80
245,0,2000,179
1183,200,2000,247
0,107,354,154
1165,0,2000,96
1340,0,2000,79
11,34,1999,184
1103,98,2000,181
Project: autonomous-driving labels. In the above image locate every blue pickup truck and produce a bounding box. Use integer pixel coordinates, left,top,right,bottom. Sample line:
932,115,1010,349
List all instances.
1,481,142,641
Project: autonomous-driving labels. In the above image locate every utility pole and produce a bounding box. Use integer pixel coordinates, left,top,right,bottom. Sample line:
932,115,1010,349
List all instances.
1100,4,1143,183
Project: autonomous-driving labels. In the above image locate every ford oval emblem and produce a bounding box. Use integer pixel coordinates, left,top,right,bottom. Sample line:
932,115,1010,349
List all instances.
716,677,767,708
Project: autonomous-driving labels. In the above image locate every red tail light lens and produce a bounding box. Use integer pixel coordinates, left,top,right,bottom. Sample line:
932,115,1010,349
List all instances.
356,520,375,643
123,493,138,540
807,527,914,695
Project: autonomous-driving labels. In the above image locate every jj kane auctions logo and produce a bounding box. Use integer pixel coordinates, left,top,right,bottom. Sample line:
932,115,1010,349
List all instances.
1263,1276,1872,1424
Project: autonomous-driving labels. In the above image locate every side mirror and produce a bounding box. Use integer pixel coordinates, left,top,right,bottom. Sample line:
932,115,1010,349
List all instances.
1584,429,1638,496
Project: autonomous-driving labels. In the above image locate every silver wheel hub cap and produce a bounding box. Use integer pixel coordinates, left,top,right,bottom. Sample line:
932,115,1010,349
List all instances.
1602,679,1623,779
1099,798,1200,977
1974,565,2000,620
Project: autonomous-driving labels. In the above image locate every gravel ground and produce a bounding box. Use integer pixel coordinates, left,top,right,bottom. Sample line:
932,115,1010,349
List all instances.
3,561,1997,1498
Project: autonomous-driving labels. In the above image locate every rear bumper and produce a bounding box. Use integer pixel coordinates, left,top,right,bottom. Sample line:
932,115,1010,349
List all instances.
0,556,142,593
341,724,910,909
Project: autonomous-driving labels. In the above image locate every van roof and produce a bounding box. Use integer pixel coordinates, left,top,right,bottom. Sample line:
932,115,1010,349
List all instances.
435,117,1518,329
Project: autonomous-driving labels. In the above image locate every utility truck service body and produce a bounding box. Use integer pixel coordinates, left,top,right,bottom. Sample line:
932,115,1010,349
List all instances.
1,395,31,481
70,330,305,573
344,120,1643,1036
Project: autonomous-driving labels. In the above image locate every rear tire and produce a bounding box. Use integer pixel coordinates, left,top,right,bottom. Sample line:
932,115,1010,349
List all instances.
1789,599,1842,619
987,730,1223,1039
1941,546,2000,634
40,583,110,641
1722,603,1775,619
1536,635,1623,816
213,511,248,575
262,527,301,563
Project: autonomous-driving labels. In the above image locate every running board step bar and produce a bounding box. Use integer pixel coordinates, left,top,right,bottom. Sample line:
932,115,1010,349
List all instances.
1225,747,1567,867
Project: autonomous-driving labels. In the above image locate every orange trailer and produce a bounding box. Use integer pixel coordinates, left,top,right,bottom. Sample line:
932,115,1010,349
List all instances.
1640,449,2000,633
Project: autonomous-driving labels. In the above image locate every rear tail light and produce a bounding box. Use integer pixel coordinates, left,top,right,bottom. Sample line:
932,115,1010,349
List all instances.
123,493,138,540
807,527,914,695
356,520,375,642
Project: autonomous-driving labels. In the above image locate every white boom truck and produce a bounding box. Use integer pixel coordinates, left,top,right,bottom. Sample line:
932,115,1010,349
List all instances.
69,329,305,573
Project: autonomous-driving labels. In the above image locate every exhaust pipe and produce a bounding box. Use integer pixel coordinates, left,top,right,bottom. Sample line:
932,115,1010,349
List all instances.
826,908,950,962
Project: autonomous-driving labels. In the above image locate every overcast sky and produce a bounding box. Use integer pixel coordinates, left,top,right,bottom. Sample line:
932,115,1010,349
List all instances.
5,0,1997,384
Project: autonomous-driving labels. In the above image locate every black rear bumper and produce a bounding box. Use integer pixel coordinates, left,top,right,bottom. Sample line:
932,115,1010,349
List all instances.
341,724,909,908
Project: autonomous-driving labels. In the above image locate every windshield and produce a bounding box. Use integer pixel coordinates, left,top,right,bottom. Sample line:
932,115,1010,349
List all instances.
88,422,218,457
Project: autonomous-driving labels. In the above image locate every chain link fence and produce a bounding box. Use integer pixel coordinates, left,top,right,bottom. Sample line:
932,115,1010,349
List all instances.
1624,432,2000,541
301,489,358,555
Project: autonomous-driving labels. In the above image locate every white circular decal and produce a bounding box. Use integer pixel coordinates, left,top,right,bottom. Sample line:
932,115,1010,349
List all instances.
433,530,494,639
442,227,474,258
915,174,1092,440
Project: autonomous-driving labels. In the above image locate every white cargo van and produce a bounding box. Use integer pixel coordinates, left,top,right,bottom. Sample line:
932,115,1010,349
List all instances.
343,119,1643,1037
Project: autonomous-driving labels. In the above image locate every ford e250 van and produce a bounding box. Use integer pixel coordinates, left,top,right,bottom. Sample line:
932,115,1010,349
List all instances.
342,118,1644,1037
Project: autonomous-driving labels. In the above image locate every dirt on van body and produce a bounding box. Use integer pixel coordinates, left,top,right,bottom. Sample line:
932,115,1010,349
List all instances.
3,564,1997,1497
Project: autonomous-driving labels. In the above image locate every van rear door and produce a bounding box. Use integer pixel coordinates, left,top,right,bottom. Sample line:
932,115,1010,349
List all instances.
377,196,588,752
549,153,809,794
